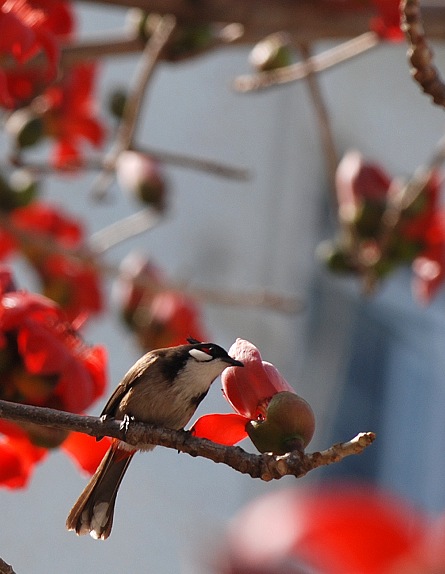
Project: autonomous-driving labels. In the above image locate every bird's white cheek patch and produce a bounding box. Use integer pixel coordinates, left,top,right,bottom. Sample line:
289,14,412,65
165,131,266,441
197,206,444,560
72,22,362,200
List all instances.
189,349,213,362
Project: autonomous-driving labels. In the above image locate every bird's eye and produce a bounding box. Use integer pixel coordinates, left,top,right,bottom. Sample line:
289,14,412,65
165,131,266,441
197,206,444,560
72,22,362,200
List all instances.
189,348,213,362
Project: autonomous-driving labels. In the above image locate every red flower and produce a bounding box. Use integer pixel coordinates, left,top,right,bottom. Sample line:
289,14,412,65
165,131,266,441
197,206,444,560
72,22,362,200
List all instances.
370,0,404,41
38,63,105,169
115,253,207,351
325,151,445,300
0,202,103,321
191,338,314,451
220,484,432,574
0,419,46,488
0,267,108,487
0,0,74,109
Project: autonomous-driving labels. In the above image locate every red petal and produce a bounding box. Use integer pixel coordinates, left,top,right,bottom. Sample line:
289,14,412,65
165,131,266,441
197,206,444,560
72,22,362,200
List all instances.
191,413,248,445
62,432,111,475
222,339,294,419
228,484,426,573
0,429,46,489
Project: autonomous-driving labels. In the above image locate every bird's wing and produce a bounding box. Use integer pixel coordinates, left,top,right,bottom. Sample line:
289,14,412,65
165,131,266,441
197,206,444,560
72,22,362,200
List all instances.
100,352,159,418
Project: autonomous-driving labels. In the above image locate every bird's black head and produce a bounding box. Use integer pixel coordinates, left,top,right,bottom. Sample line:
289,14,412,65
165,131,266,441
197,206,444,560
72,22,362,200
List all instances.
186,338,243,367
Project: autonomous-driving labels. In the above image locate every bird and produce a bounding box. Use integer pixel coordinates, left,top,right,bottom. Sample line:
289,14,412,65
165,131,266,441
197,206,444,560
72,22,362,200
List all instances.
66,339,243,540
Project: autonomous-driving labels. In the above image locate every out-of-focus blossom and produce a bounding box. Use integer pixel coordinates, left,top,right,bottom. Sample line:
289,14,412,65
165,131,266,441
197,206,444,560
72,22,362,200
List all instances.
116,151,168,211
114,252,207,351
0,419,46,488
370,0,404,41
0,202,103,321
36,63,105,169
215,484,439,574
192,338,315,453
0,267,108,487
0,0,74,109
319,150,445,301
248,32,293,72
322,0,403,42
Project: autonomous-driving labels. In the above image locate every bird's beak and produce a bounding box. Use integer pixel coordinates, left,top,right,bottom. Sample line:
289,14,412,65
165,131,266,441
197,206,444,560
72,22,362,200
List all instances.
225,357,244,367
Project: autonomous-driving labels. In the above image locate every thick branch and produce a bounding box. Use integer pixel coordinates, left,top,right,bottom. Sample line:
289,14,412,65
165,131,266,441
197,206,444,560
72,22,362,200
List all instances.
0,400,375,481
77,0,445,43
0,558,15,574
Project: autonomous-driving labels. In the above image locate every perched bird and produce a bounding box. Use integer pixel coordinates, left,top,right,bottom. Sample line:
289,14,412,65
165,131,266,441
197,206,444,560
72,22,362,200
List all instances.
66,340,243,540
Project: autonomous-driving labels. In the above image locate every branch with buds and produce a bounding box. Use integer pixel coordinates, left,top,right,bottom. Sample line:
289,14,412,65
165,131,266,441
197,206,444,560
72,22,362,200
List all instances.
0,399,375,481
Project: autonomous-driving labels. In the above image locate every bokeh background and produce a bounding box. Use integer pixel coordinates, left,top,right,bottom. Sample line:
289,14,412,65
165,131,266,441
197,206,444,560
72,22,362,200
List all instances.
2,3,445,572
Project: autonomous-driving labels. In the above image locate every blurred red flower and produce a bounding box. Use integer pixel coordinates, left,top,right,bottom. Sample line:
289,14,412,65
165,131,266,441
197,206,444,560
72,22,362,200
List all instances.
370,0,404,41
0,201,103,321
217,484,441,574
38,63,105,169
0,0,74,108
323,150,445,301
115,252,207,351
0,267,108,487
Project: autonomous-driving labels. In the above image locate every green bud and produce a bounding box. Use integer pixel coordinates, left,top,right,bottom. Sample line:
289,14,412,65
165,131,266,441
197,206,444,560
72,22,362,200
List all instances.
246,391,315,455
108,88,128,120
6,108,44,149
249,32,293,72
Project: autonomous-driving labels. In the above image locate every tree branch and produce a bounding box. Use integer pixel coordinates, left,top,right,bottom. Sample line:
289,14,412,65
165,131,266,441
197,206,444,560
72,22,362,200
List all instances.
76,0,445,43
402,0,445,108
0,558,15,574
0,399,375,481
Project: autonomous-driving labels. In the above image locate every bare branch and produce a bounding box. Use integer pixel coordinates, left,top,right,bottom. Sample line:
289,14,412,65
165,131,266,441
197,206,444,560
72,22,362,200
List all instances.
76,0,445,44
0,558,16,574
0,400,375,481
233,32,380,93
91,14,177,198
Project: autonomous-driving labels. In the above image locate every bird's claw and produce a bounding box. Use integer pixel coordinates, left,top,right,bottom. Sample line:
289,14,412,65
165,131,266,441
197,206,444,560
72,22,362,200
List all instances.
120,414,135,437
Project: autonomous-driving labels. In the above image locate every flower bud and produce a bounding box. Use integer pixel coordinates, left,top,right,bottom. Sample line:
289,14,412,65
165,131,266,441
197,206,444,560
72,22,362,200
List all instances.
249,32,293,72
246,391,315,454
9,169,39,208
6,108,44,149
116,151,167,211
108,87,128,120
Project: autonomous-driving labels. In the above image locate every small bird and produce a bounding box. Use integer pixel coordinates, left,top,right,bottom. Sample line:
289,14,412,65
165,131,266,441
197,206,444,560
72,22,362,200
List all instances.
66,340,243,540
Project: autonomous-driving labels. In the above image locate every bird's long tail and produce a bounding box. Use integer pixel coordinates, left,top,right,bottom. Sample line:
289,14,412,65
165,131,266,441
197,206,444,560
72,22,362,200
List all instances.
66,440,135,540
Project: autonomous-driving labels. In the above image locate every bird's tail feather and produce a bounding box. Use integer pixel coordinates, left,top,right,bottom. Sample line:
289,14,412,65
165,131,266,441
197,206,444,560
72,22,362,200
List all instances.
66,441,135,540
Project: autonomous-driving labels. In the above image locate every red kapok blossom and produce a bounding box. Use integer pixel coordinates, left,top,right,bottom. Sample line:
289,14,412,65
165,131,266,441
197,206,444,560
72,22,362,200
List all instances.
191,338,301,447
114,253,207,351
0,0,74,109
37,63,105,169
220,484,427,574
0,419,46,488
0,267,108,486
370,0,404,41
0,202,103,322
324,151,445,301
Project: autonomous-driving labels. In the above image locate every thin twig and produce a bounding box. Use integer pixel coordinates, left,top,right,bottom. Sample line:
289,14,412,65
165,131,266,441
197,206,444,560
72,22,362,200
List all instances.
0,212,300,313
91,15,177,199
8,150,249,181
88,209,162,252
138,146,250,180
0,399,375,481
299,42,338,200
233,32,381,93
